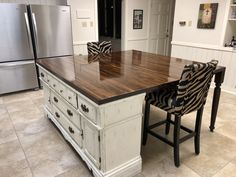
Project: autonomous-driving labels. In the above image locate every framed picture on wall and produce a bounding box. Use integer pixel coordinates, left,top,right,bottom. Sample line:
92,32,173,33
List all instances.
133,10,143,29
197,3,218,29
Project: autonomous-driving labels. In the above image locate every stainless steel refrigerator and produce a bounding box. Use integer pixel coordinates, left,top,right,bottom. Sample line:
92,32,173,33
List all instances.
0,3,73,95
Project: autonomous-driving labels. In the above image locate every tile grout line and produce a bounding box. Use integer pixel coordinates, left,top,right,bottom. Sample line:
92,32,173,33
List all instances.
212,161,232,177
5,100,35,177
183,153,232,177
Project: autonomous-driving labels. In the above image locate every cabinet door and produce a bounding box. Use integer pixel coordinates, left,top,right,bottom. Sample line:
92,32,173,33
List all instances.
82,118,100,168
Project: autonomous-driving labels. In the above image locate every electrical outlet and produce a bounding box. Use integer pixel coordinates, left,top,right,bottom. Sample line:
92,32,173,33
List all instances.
188,21,192,27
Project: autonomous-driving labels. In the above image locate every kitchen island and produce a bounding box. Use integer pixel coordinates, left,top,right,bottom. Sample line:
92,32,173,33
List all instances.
36,50,225,177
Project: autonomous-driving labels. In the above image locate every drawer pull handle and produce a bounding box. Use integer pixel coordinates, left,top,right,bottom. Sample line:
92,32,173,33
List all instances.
60,90,63,93
53,97,58,103
68,126,74,134
40,73,44,78
55,112,60,118
81,104,89,113
67,109,73,116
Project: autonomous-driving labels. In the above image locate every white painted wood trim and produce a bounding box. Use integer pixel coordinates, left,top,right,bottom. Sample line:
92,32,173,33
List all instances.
146,0,151,52
127,37,149,41
221,0,231,46
94,0,99,42
171,41,236,52
122,0,128,50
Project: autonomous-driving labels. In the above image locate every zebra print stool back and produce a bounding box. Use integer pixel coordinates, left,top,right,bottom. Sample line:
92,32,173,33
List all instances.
87,41,112,55
174,60,218,116
99,41,112,54
87,42,100,55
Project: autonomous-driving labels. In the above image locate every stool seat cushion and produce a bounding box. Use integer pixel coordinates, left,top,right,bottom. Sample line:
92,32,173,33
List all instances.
146,87,177,113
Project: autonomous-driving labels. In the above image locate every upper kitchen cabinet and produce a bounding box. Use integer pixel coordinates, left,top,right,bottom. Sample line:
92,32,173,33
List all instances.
224,0,236,46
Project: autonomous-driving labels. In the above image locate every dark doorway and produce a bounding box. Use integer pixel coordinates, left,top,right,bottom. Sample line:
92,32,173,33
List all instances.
98,0,122,51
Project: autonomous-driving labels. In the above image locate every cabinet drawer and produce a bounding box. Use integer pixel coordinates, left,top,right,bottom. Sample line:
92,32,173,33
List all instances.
51,91,63,110
52,105,83,147
39,68,47,82
51,91,81,130
50,77,60,93
78,97,97,124
58,83,66,98
66,88,77,108
46,74,53,86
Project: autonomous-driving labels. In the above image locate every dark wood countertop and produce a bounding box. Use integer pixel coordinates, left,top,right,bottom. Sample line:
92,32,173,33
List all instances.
36,50,225,105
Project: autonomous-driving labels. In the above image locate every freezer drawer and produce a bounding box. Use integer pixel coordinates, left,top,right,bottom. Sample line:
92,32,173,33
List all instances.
0,61,38,94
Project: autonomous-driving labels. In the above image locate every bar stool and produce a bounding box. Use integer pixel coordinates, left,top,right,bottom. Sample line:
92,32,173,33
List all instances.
143,60,218,167
87,41,112,55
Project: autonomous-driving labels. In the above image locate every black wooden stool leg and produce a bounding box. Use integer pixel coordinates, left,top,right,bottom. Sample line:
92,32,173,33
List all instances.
195,106,204,155
165,113,171,135
174,115,181,167
143,102,151,145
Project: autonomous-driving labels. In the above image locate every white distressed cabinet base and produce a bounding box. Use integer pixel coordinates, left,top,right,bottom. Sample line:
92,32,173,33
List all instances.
38,65,145,177
45,108,142,177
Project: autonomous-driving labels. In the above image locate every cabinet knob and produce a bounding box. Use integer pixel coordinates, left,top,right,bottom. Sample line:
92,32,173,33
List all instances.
55,112,60,118
67,109,73,116
81,130,84,139
81,104,89,113
47,79,50,82
68,96,71,100
40,73,44,78
53,84,56,87
68,126,74,134
53,97,58,103
60,90,63,93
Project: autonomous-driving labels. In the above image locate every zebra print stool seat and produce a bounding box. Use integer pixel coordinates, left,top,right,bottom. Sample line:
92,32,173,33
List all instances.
143,60,218,167
87,41,112,55
145,86,177,113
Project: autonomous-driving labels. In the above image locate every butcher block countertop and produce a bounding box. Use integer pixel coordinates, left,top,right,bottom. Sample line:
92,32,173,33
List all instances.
36,50,224,105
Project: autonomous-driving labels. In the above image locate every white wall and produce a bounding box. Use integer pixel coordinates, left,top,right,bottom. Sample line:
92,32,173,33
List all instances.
122,0,150,52
171,0,236,93
172,0,229,46
67,0,98,55
0,0,66,5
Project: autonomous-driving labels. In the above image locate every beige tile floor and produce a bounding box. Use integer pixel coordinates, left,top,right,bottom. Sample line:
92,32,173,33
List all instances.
0,89,235,177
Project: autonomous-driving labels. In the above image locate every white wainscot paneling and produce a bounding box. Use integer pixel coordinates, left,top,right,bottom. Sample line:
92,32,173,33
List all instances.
171,44,236,93
127,40,148,52
148,39,157,54
218,51,232,88
228,52,236,89
206,49,222,62
73,44,88,56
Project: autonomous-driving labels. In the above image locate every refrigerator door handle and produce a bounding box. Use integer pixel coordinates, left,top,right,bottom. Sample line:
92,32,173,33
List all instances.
32,13,39,54
24,12,33,55
0,61,35,68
